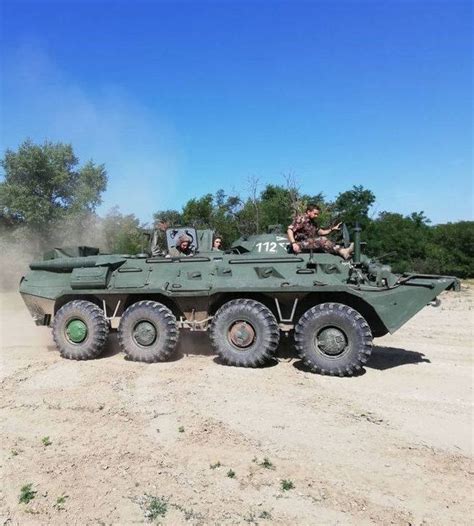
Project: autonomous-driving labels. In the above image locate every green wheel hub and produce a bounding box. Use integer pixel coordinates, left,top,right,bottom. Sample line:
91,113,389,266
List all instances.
133,321,157,347
66,319,88,344
317,327,347,356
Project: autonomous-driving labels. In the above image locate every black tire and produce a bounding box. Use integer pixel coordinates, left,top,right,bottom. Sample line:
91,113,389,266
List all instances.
118,300,178,363
52,300,109,360
294,303,372,376
210,299,280,367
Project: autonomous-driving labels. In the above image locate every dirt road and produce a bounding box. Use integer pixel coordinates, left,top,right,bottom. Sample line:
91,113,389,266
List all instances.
0,287,472,525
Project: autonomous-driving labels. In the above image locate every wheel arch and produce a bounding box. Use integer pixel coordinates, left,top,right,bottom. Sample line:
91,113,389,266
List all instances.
209,292,278,318
295,292,388,337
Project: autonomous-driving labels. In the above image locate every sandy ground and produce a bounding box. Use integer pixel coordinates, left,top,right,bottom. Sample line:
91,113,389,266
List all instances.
0,287,472,525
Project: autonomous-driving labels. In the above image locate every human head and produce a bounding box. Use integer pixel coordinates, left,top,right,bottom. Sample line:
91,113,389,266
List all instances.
177,234,191,251
156,220,168,232
305,203,321,220
213,236,222,249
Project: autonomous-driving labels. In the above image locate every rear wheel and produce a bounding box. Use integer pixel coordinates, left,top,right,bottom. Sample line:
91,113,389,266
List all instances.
294,303,372,376
210,299,280,367
53,300,109,360
118,301,178,362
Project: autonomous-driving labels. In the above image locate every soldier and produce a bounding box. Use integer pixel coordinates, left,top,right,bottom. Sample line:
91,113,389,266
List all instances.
151,220,169,257
212,236,223,251
168,234,194,257
287,204,353,260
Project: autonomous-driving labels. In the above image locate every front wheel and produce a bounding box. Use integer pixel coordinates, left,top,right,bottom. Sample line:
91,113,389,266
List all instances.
52,300,109,360
294,303,372,376
210,299,280,367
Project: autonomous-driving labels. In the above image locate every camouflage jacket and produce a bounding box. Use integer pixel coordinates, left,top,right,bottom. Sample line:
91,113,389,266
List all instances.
288,214,319,241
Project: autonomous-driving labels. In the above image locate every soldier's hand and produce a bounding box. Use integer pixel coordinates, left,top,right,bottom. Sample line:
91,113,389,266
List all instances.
292,242,301,253
332,222,342,231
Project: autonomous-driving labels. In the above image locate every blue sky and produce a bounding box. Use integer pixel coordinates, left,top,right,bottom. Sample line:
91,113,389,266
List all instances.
1,0,472,224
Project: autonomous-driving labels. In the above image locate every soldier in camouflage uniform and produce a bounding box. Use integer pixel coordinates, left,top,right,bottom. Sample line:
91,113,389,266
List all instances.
287,204,353,260
151,221,169,257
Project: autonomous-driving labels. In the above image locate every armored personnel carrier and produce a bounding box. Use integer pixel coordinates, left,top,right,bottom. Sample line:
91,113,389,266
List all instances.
19,226,459,376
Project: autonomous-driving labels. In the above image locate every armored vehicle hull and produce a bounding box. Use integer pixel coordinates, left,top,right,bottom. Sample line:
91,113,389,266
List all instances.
20,232,459,376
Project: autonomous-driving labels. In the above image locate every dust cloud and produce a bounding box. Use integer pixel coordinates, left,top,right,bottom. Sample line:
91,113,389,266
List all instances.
0,214,107,291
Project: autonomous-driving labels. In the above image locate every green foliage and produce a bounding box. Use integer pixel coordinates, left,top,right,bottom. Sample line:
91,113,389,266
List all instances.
210,461,221,469
227,469,236,478
19,484,37,504
182,193,214,227
41,436,52,447
365,211,432,273
280,479,295,491
424,221,474,278
153,209,183,226
332,185,376,229
0,139,106,231
53,494,69,511
137,494,168,521
103,207,146,255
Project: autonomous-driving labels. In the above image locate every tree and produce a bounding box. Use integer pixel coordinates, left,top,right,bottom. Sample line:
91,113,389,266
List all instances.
365,211,431,273
182,194,214,227
153,209,183,226
332,185,376,230
103,207,145,254
0,140,107,231
424,221,474,278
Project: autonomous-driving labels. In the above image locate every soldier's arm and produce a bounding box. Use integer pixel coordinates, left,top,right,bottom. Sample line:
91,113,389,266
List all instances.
318,222,341,236
287,221,301,252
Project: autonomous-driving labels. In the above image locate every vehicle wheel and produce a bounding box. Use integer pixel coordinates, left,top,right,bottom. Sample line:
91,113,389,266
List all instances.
294,303,372,376
118,300,178,363
210,299,280,367
53,300,109,360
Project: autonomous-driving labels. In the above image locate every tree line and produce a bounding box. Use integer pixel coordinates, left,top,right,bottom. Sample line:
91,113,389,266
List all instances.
1,140,472,279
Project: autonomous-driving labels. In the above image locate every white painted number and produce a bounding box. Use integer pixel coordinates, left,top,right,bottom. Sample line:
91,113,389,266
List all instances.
255,242,278,253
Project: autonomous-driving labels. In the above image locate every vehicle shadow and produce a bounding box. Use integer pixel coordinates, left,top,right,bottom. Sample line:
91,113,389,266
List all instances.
100,332,122,358
98,334,429,372
290,344,430,375
367,346,430,370
178,331,279,368
176,331,214,359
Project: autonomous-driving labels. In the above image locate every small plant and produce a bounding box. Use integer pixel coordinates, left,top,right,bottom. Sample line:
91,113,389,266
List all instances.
178,426,185,433
210,461,221,469
280,479,294,491
260,457,274,469
19,484,37,504
136,494,168,521
42,436,52,447
11,449,19,457
54,494,69,510
227,469,236,479
259,510,272,519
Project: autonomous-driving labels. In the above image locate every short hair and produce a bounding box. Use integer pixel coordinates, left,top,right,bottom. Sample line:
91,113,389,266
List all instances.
306,203,321,212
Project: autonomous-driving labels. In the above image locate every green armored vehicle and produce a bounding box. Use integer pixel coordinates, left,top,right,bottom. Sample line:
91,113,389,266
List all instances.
19,226,459,376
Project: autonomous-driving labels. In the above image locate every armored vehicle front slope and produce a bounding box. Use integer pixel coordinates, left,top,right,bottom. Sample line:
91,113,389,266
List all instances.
20,227,459,376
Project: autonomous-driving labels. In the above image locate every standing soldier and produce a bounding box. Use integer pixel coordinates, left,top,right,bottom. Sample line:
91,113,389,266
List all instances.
287,204,353,259
151,220,169,257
